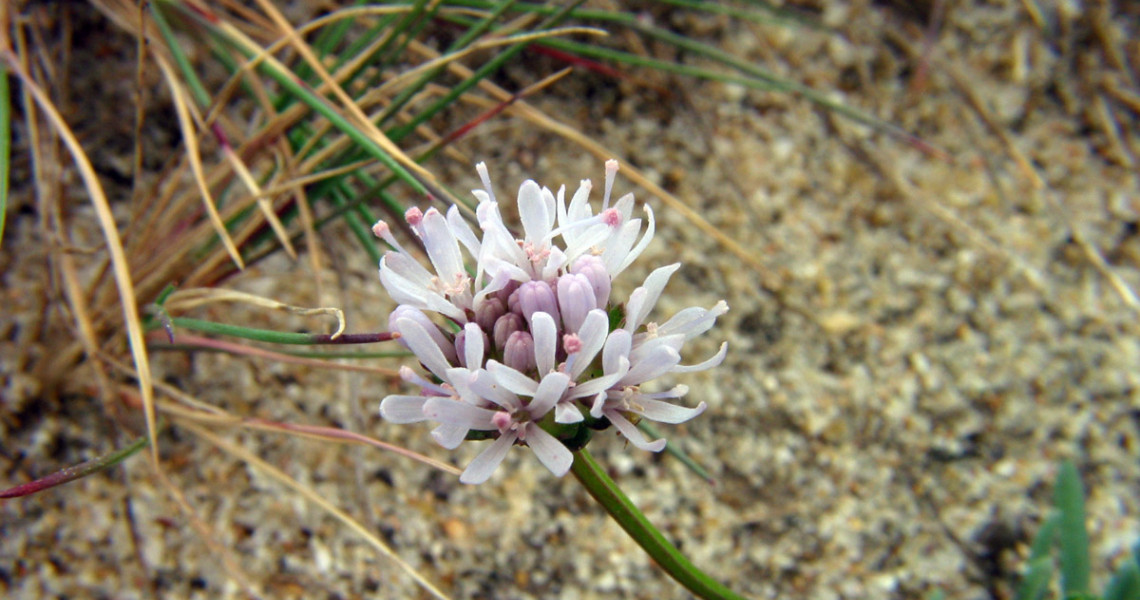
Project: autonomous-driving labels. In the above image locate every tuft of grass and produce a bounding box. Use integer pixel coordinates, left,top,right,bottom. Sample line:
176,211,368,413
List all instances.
1007,461,1137,600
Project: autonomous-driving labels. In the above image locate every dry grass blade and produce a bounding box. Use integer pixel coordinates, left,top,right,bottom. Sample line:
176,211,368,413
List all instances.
371,26,606,99
154,53,246,271
237,0,434,184
101,357,460,476
180,421,454,600
221,142,299,259
148,331,398,377
945,63,1139,311
148,453,263,597
13,24,115,402
2,50,160,464
412,40,781,287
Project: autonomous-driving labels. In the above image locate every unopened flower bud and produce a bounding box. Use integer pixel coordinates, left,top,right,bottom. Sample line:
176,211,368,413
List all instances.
512,280,560,326
503,331,536,373
571,254,611,309
493,312,525,351
557,273,596,333
475,297,507,332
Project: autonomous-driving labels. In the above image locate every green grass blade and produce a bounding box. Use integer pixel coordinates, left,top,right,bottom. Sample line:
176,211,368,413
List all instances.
1056,461,1092,598
1104,555,1140,600
168,3,429,198
637,421,715,484
1015,557,1056,600
150,3,213,107
0,436,149,499
163,317,394,346
377,0,519,128
1029,511,1063,561
385,0,586,142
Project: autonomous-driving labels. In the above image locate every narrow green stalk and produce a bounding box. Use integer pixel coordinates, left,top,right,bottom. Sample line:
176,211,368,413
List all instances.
570,449,747,600
168,1,428,198
378,0,518,127
161,317,394,345
385,0,585,141
637,421,715,484
0,436,149,499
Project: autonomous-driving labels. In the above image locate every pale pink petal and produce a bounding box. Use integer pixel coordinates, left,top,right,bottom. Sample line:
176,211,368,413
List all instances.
531,311,558,376
565,179,594,224
633,399,707,424
589,392,608,419
570,309,610,379
446,205,481,258
517,180,552,243
615,204,655,275
469,369,523,411
602,329,632,376
432,424,469,449
527,371,571,418
379,395,429,423
607,410,667,452
671,342,729,373
621,345,680,386
395,317,455,380
625,263,681,332
566,358,628,399
475,162,496,203
554,401,585,424
421,208,465,285
524,425,573,477
485,361,539,396
655,300,728,340
422,397,497,430
390,306,457,364
460,432,516,484
462,322,484,370
601,219,641,275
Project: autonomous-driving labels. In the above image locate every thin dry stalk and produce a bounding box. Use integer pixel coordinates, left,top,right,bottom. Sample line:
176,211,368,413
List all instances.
3,48,160,464
180,421,454,600
155,52,246,270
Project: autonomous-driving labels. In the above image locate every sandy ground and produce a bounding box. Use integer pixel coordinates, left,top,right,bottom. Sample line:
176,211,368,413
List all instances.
2,2,1139,599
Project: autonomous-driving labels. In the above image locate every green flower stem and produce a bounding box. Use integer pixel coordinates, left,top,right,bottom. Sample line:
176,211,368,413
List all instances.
570,449,747,600
156,317,396,345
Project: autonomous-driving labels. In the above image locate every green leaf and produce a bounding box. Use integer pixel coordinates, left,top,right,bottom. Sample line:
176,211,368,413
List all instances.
1016,557,1056,600
1056,461,1092,598
1029,511,1063,560
1103,552,1140,600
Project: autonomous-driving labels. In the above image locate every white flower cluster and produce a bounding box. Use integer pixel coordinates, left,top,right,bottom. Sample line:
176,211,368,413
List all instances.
376,161,727,484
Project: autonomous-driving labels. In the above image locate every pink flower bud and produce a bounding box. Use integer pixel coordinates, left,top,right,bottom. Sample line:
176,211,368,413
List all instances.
475,297,507,332
512,280,560,326
503,331,536,373
493,312,525,351
571,254,611,309
557,272,596,333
